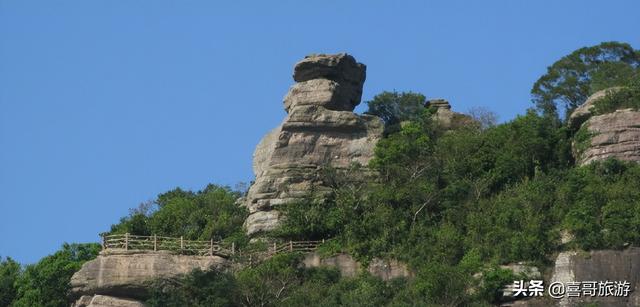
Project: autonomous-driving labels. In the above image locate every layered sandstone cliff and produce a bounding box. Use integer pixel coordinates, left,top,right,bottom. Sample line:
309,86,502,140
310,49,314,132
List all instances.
243,53,384,236
69,250,227,306
507,248,640,307
570,88,640,165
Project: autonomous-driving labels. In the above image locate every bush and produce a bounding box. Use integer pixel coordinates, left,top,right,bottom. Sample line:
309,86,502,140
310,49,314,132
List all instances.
12,243,100,307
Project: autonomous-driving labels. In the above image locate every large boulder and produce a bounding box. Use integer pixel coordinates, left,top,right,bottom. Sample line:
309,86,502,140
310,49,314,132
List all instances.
504,248,640,306
575,109,640,165
570,88,640,165
292,53,366,111
70,250,227,300
568,87,622,130
427,99,474,130
549,248,640,307
243,53,383,236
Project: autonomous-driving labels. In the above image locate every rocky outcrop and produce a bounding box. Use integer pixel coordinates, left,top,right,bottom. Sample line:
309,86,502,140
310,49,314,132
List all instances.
302,252,414,281
549,248,640,307
570,88,640,166
503,248,640,307
568,87,622,130
574,109,640,165
70,250,227,300
243,53,384,235
427,99,474,130
73,295,145,307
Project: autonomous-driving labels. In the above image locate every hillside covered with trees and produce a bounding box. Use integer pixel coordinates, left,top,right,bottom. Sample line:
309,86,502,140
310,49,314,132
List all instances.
1,42,640,307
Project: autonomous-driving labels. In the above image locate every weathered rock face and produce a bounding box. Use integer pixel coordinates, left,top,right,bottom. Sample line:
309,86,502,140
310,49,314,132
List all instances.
549,248,640,307
504,248,640,306
568,87,622,130
575,109,640,165
73,295,145,307
570,88,640,166
427,99,474,130
70,251,227,300
243,53,384,236
302,252,414,281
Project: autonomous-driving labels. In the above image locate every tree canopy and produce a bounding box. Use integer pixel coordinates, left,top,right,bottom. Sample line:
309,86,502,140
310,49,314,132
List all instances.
365,91,426,130
531,41,640,118
5,243,100,307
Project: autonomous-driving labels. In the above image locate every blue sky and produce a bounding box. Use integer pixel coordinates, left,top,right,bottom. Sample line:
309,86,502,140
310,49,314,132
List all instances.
1,0,639,264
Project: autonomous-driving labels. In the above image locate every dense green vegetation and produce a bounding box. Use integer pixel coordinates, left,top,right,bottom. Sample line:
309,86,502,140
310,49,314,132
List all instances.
591,77,640,115
4,41,640,307
365,91,427,132
146,254,411,307
106,184,249,247
0,243,100,307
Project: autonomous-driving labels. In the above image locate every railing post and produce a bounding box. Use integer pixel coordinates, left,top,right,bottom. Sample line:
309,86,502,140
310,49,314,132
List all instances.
180,236,184,252
289,240,293,252
322,238,325,243
153,234,157,251
231,242,235,256
101,234,105,250
125,233,129,250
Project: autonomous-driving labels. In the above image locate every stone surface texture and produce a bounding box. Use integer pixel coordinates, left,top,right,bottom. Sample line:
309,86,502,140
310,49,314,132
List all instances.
505,248,640,306
568,87,622,130
547,248,640,307
70,250,227,300
428,99,474,129
243,53,383,235
570,88,640,165
575,109,640,165
302,252,414,281
73,295,145,307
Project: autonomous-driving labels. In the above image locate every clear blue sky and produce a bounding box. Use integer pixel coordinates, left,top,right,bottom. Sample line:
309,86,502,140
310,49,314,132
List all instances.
1,0,639,264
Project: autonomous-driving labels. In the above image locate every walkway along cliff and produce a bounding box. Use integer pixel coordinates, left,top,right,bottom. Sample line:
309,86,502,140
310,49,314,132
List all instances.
68,55,640,307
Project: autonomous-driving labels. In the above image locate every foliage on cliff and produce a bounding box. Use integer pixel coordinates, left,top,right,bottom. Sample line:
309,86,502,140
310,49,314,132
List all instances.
273,91,640,305
6,41,640,307
592,76,640,115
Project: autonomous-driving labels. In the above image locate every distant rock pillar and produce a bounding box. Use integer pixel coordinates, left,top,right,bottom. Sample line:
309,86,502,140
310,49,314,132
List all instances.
242,53,383,236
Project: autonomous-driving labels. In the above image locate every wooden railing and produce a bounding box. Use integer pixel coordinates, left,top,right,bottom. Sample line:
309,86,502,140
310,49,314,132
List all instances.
102,233,325,260
272,240,325,254
102,234,234,257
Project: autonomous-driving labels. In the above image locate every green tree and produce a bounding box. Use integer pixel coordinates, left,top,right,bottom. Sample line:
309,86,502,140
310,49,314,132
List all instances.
146,269,237,307
108,184,248,246
0,257,21,307
12,243,100,307
236,254,304,307
531,41,640,118
365,91,426,130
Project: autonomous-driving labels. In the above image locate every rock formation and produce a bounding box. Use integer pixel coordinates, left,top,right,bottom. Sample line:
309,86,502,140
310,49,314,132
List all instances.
243,53,384,236
427,98,474,129
570,88,640,165
549,248,640,307
302,252,414,281
73,295,145,307
70,250,227,305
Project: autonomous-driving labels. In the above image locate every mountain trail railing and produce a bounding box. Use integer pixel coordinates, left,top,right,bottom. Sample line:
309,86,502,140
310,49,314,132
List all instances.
102,233,325,260
102,234,234,257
